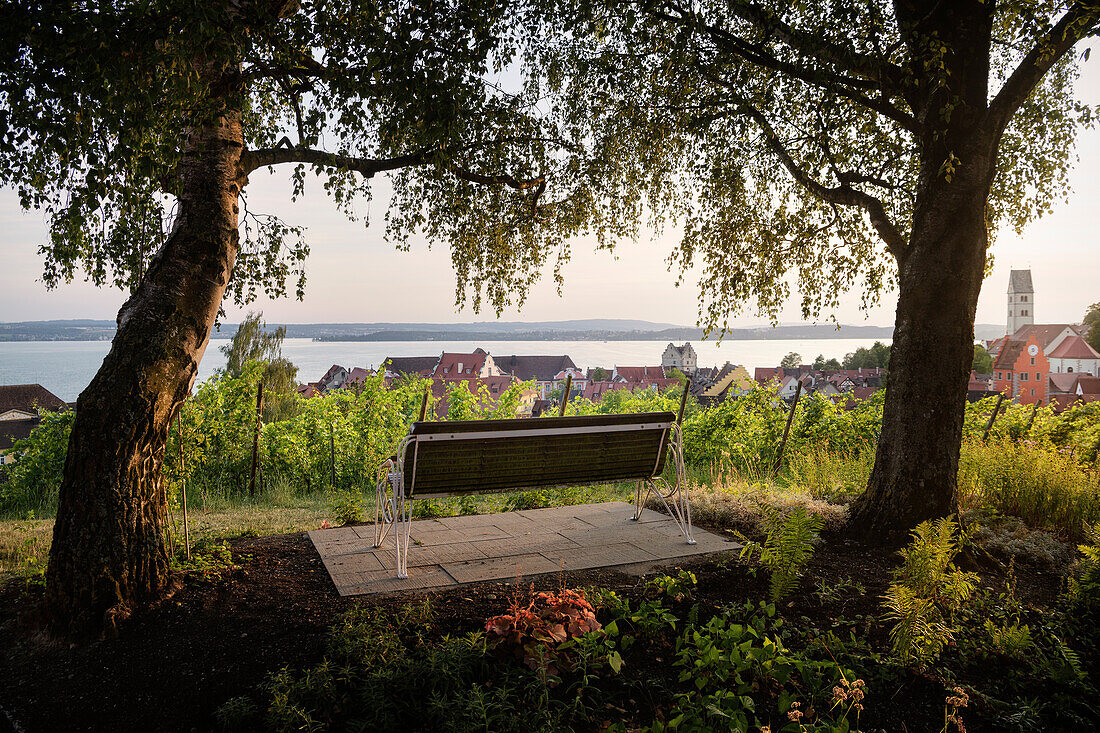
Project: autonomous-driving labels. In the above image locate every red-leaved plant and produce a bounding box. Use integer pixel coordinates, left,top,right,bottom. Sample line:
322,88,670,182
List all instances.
485,585,602,676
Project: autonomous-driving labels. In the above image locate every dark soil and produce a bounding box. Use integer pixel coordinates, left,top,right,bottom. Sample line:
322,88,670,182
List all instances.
0,522,1079,733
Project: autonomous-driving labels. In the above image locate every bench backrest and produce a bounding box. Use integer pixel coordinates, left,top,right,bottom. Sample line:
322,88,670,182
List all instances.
400,411,676,497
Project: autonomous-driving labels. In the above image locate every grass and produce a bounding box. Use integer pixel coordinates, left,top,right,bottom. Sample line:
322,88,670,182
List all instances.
958,439,1100,539
4,437,1099,581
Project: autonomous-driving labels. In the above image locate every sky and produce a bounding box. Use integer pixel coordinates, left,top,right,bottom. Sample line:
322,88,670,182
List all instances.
1,59,1097,331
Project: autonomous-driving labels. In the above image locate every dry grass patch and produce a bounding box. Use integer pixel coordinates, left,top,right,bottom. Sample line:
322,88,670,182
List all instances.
667,478,848,535
0,517,52,582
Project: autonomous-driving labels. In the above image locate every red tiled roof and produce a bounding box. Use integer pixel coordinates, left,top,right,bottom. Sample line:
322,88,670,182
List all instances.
1010,324,1084,349
0,384,67,415
615,366,666,382
1078,376,1100,396
582,381,632,401
345,367,373,386
1048,335,1100,360
496,355,577,382
434,352,487,377
992,340,1026,370
755,367,782,383
1049,372,1079,394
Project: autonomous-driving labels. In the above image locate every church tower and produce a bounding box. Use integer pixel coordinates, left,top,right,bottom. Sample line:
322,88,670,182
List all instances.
1007,269,1034,336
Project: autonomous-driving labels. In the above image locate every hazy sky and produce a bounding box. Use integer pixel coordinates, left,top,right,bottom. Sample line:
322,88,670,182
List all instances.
1,60,1097,330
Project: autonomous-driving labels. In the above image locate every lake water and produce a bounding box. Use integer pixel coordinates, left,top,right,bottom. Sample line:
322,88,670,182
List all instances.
0,337,890,401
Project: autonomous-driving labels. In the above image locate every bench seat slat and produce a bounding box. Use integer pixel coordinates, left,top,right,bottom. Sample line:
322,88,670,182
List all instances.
400,411,675,497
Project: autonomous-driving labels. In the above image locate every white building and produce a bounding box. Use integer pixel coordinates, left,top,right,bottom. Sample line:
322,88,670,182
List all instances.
662,342,698,374
1046,335,1100,376
1007,269,1034,335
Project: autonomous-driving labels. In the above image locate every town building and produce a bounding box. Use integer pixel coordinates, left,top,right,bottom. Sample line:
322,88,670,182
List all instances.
433,349,502,379
1006,269,1034,335
992,334,1049,405
662,343,698,374
0,384,68,466
495,354,579,399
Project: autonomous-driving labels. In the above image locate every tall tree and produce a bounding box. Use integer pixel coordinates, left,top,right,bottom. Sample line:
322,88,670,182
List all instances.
1084,302,1100,352
780,352,802,369
531,0,1099,540
0,0,606,636
220,311,298,421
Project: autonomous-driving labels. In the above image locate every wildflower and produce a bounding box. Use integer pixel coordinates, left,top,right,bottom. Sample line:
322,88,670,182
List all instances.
788,700,804,722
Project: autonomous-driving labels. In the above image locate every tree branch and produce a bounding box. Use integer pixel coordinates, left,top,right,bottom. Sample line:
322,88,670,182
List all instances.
728,92,908,259
713,0,907,90
986,2,1100,134
241,147,431,177
653,3,918,133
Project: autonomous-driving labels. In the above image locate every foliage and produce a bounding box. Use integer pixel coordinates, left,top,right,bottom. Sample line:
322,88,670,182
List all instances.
740,506,825,601
972,344,994,374
646,570,697,603
0,409,74,516
329,488,364,525
1084,303,1100,354
882,518,978,666
1066,520,1100,606
485,585,603,676
656,602,865,732
957,438,1100,539
0,0,622,315
526,3,1097,329
219,312,298,422
244,602,596,732
780,352,802,369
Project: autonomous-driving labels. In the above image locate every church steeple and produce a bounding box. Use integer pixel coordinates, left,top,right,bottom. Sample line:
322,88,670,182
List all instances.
1007,269,1034,336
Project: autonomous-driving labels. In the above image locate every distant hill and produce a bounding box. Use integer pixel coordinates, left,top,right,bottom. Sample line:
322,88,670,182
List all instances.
0,319,1007,342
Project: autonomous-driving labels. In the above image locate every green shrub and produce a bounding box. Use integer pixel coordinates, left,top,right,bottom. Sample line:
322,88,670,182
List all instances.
739,505,824,601
0,409,73,517
882,517,978,666
329,488,363,525
255,603,583,732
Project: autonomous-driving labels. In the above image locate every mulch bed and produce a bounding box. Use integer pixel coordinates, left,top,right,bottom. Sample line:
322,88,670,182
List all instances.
0,521,1070,732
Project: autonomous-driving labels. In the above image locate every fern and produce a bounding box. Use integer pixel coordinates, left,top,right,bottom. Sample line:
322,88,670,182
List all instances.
883,584,952,664
740,506,824,601
984,619,1033,657
1066,520,1100,605
882,516,977,666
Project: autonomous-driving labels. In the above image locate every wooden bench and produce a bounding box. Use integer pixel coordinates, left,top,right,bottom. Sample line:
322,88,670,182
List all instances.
373,410,695,578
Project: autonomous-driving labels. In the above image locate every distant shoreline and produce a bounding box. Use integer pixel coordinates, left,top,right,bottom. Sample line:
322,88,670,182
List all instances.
0,319,1007,342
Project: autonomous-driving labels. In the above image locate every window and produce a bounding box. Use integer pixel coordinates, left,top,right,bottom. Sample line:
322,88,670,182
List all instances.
996,372,1002,380
1020,373,1028,381
1069,367,1074,373
1030,357,1035,365
1031,389,1035,396
1036,373,1041,381
1022,295,1028,302
1022,309,1028,316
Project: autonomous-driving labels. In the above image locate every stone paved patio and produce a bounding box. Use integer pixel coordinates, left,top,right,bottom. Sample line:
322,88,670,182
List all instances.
309,501,741,596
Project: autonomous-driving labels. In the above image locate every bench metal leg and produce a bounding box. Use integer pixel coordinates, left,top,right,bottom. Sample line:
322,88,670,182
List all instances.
374,459,396,548
394,487,412,578
636,424,695,544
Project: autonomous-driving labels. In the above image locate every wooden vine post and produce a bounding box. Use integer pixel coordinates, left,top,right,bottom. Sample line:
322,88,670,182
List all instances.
177,408,190,561
558,374,573,417
773,380,803,475
1022,399,1042,438
249,382,263,496
983,392,1006,440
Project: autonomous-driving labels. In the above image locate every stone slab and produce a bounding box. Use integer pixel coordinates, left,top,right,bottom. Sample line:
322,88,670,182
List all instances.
309,502,738,596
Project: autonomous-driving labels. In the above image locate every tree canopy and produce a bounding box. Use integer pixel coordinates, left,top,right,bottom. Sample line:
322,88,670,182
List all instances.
523,0,1098,330
0,0,624,315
